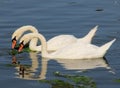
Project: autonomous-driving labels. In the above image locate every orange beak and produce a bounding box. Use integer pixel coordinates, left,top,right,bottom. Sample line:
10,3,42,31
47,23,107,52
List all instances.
12,40,17,49
18,43,24,52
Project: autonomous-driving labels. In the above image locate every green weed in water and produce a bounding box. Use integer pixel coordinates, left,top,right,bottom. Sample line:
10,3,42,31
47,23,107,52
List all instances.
5,64,18,67
9,45,33,55
39,71,97,88
39,79,74,88
114,79,120,83
5,63,31,68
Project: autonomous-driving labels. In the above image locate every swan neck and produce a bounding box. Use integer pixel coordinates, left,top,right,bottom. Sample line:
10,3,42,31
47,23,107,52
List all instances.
37,34,48,56
18,25,38,33
29,38,38,51
12,25,38,40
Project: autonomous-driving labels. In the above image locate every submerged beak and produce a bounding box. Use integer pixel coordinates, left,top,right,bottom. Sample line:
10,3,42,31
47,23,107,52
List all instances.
18,41,24,52
12,37,17,49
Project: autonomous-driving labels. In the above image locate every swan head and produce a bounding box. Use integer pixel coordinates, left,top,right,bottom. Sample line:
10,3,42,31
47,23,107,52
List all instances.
12,31,22,49
11,25,38,49
18,33,47,53
18,33,38,52
12,36,17,49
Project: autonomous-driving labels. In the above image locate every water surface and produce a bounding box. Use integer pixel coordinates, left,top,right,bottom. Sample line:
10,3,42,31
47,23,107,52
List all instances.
0,0,120,88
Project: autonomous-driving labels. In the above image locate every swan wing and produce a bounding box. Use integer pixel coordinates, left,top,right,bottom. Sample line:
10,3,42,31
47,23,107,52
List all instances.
50,43,99,59
46,35,77,51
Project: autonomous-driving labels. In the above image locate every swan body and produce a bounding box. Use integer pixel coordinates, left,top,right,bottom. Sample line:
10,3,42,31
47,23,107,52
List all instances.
12,25,98,51
30,35,77,51
19,33,116,59
49,39,115,59
17,25,98,51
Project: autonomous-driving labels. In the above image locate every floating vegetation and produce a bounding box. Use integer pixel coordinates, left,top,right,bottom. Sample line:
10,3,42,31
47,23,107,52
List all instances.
5,64,18,67
39,71,97,88
21,47,32,52
40,79,74,88
5,63,31,68
114,79,120,83
9,49,21,55
9,44,32,55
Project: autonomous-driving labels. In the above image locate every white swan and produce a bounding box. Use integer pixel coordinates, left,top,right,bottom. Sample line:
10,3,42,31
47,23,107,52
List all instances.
12,25,98,51
18,33,116,59
33,25,98,51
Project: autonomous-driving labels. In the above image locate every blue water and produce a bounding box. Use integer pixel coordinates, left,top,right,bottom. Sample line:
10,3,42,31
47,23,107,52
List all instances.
0,0,120,88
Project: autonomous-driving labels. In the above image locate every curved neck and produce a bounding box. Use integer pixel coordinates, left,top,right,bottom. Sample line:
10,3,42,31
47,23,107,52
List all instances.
18,25,38,33
29,38,39,51
37,34,48,56
27,33,48,56
12,25,38,40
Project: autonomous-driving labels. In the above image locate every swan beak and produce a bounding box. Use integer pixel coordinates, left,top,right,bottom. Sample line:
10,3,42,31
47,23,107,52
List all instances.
12,38,17,49
18,43,24,52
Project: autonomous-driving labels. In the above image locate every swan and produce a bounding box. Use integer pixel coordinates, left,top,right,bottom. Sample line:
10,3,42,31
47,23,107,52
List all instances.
36,25,98,51
18,33,116,59
12,25,98,51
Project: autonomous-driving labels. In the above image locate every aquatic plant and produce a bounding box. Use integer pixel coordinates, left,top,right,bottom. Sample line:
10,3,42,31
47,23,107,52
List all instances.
39,71,97,88
40,79,74,88
9,44,32,55
5,63,31,68
114,79,120,83
5,64,18,67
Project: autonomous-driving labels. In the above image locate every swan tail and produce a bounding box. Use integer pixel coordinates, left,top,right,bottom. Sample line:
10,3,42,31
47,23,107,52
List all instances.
99,38,116,56
83,25,98,43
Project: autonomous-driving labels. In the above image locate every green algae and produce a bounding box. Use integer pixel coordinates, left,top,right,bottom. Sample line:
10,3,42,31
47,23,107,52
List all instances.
39,71,97,88
114,79,120,83
9,44,32,55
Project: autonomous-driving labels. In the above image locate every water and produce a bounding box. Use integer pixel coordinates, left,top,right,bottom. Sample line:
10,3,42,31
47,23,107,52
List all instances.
0,0,120,88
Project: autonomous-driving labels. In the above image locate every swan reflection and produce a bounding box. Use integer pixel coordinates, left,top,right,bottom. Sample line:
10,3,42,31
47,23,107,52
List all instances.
13,52,48,80
55,57,110,71
12,53,112,80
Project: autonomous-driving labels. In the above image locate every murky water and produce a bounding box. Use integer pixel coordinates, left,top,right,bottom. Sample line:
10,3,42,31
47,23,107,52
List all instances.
0,0,120,88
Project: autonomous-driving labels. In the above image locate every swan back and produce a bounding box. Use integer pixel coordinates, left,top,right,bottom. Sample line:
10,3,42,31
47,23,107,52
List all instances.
46,35,77,51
